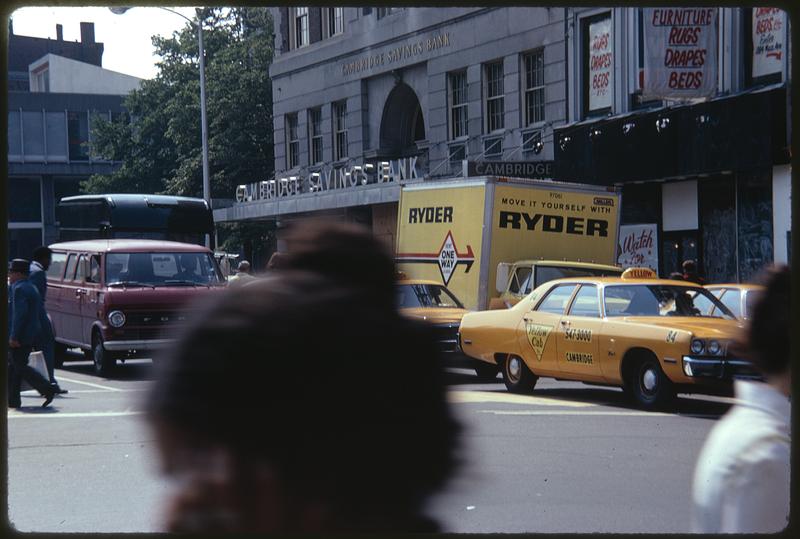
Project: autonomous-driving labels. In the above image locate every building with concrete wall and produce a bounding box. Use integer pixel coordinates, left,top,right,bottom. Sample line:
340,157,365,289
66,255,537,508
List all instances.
29,54,142,95
215,7,568,251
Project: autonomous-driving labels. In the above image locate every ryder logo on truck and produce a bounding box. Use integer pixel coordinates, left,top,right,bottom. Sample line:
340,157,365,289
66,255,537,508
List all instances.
396,230,475,286
499,211,609,237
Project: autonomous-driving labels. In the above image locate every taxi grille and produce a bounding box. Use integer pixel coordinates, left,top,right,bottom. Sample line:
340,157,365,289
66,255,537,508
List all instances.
432,323,460,353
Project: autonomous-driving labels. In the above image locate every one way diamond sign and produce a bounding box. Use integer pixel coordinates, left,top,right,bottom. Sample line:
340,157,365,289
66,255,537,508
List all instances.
396,231,475,286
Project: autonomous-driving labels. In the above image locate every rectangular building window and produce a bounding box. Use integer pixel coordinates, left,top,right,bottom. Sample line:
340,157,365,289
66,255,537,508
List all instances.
8,178,42,222
308,107,323,164
333,101,347,161
448,71,468,140
523,50,545,126
484,61,505,133
286,113,299,169
22,110,45,159
323,7,344,37
8,111,22,158
68,111,89,161
377,8,400,19
45,111,67,160
290,7,309,49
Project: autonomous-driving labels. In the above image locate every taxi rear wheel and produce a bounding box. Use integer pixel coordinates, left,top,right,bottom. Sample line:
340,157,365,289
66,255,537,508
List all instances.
626,355,675,410
502,355,537,393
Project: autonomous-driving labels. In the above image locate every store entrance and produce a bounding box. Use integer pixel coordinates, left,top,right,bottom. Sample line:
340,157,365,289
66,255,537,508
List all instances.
379,82,425,157
661,230,701,278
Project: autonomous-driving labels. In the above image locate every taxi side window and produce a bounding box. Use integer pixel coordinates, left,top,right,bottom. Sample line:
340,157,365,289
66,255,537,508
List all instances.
64,254,78,281
568,285,600,318
509,267,532,294
718,289,742,318
535,284,577,315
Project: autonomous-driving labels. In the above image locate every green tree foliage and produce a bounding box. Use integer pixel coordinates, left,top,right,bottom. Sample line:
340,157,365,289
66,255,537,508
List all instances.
86,7,274,199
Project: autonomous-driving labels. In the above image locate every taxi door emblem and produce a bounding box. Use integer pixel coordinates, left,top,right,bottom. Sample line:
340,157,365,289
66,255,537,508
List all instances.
526,323,553,361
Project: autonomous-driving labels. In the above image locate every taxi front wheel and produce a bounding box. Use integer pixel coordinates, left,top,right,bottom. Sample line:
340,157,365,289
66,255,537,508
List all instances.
626,355,675,410
502,355,538,393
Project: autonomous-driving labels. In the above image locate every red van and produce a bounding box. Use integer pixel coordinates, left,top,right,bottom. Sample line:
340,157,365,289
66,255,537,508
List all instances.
46,240,226,375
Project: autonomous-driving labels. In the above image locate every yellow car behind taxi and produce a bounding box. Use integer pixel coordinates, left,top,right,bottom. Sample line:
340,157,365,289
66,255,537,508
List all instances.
397,278,500,380
459,268,757,409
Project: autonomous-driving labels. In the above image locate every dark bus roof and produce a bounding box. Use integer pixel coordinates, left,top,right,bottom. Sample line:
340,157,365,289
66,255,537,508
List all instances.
59,194,209,208
48,239,212,254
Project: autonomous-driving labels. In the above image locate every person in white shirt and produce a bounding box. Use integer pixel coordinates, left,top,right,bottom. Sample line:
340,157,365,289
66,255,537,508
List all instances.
691,265,790,533
227,261,256,287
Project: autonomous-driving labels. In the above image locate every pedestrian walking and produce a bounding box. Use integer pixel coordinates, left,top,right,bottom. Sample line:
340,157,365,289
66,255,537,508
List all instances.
226,260,256,286
29,246,67,394
691,265,790,533
8,259,56,408
146,224,460,532
681,259,706,284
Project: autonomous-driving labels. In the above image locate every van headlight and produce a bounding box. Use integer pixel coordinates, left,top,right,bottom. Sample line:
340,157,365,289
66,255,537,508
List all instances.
108,310,126,328
690,339,705,354
707,340,721,355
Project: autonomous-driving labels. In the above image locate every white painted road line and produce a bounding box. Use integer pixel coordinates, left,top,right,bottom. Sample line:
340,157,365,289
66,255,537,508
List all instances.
448,390,594,408
479,409,676,417
55,376,123,392
7,411,144,419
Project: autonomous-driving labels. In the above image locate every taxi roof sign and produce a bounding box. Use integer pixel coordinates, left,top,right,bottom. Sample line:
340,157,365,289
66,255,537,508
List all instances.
621,267,658,280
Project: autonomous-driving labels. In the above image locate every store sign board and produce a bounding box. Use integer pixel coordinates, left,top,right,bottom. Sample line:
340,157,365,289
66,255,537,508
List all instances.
235,157,423,203
643,8,718,99
467,161,555,179
617,224,658,271
588,16,613,111
752,8,786,78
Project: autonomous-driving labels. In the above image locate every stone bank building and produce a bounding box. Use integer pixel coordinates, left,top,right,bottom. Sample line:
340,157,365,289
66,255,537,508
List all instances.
213,7,792,282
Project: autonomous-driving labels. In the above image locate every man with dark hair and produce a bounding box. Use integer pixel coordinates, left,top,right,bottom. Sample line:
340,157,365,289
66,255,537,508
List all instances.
692,265,790,532
681,259,706,284
8,259,56,408
30,246,66,394
146,222,460,532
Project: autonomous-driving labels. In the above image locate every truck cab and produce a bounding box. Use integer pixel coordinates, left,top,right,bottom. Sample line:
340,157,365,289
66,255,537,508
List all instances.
489,260,623,309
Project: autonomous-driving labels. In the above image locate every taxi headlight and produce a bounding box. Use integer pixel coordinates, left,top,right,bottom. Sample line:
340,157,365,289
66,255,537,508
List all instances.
690,339,705,354
108,310,126,328
708,340,721,355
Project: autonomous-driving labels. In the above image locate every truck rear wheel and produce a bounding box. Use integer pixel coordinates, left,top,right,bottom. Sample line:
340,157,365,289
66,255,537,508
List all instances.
502,354,538,393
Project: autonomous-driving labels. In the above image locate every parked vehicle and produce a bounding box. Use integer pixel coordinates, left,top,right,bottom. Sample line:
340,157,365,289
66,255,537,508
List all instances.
395,177,621,311
458,268,755,410
704,284,764,321
396,277,497,380
57,194,214,246
46,239,225,375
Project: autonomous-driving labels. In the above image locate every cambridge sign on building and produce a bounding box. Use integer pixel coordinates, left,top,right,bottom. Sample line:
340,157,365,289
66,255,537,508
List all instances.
235,157,424,203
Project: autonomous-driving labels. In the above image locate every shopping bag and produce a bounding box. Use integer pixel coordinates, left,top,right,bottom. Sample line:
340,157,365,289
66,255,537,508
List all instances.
21,350,49,392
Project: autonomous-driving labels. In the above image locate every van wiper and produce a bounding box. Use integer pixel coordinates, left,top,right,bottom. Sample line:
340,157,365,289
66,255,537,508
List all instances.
162,280,199,287
107,281,156,289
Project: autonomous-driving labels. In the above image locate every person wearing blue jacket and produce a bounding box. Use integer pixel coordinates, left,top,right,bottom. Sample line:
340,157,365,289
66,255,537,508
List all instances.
30,246,66,394
8,259,55,408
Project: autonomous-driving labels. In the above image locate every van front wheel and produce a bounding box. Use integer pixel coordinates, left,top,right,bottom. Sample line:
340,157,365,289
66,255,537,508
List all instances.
92,335,117,377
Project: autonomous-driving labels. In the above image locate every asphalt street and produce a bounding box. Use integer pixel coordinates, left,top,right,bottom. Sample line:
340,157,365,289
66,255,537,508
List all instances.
6,356,734,533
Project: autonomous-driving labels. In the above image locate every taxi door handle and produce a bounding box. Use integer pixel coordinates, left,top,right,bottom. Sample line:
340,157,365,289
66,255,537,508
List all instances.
560,320,570,327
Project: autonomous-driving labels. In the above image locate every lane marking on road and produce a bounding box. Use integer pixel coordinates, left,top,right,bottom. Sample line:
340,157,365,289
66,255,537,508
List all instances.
447,390,593,408
45,389,149,394
478,409,675,417
7,411,144,419
55,376,123,392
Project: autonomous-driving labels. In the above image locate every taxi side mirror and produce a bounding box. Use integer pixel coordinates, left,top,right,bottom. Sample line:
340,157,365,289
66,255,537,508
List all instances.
496,263,511,294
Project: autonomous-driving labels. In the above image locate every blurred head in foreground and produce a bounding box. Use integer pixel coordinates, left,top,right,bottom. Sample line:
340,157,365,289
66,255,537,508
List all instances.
745,265,791,394
147,222,460,532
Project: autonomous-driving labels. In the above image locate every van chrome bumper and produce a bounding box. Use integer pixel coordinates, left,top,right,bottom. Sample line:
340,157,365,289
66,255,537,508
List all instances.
104,339,175,351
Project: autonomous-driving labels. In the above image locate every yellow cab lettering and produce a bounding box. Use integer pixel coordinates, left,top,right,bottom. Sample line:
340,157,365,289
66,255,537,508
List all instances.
526,323,552,361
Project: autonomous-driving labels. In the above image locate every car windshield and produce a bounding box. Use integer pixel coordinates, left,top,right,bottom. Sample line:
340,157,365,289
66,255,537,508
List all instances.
604,284,736,319
396,284,464,309
106,252,224,286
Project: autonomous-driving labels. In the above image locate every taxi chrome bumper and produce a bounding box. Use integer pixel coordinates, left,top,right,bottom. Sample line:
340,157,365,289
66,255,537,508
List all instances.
681,355,762,380
104,339,175,352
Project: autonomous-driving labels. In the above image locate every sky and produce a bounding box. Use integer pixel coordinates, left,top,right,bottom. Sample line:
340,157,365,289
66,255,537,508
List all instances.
9,6,200,80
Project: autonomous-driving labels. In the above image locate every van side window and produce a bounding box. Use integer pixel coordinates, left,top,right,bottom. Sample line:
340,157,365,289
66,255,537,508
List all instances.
87,255,101,284
75,255,88,281
47,253,68,279
64,254,78,281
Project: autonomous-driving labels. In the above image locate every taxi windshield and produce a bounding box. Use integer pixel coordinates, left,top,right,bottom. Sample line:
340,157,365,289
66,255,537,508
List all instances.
604,284,736,319
106,252,224,287
396,284,464,309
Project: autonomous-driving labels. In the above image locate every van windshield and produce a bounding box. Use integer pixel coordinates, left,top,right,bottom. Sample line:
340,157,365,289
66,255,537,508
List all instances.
106,252,224,287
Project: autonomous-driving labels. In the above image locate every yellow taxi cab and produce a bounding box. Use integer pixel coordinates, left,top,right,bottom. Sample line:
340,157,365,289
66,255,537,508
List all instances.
704,283,763,321
396,277,500,380
458,268,757,409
